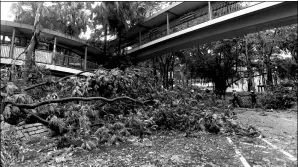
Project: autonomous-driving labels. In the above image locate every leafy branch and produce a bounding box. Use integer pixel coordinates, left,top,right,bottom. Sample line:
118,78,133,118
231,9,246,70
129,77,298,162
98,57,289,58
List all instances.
24,69,96,91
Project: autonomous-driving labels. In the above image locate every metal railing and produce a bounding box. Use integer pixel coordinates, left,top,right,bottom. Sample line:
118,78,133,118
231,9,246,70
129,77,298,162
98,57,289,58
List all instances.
0,45,10,58
126,2,262,50
0,44,99,70
53,53,83,69
53,52,98,70
87,61,98,70
35,50,52,64
13,46,26,60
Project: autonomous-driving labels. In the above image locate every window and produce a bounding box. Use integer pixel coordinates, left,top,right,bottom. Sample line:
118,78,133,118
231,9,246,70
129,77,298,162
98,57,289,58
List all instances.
2,35,11,44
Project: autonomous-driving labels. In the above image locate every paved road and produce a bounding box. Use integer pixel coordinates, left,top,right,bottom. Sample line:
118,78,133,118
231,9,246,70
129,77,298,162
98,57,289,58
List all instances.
232,108,297,167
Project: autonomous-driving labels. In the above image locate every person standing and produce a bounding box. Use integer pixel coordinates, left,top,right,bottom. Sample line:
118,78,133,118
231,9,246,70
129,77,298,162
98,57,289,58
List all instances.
250,90,257,108
232,90,241,107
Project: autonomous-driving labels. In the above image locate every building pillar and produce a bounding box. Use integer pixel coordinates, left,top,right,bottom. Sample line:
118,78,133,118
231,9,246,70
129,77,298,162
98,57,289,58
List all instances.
139,31,141,46
167,12,170,35
208,1,212,20
9,28,16,58
52,36,57,64
84,46,88,70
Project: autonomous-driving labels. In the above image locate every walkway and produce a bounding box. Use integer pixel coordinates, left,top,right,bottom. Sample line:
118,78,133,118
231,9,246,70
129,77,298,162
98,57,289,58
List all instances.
124,2,297,61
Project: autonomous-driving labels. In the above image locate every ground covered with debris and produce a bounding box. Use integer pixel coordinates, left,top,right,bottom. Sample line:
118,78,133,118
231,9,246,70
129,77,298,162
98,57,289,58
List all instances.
1,68,297,167
6,108,297,167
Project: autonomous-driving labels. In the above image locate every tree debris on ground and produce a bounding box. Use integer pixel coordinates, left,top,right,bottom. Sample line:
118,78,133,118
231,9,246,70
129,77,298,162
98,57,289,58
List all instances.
1,67,262,166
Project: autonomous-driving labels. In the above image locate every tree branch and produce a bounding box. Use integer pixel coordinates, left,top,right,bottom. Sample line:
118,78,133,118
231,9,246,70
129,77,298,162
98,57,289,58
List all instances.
24,69,96,91
6,96,154,109
22,108,50,126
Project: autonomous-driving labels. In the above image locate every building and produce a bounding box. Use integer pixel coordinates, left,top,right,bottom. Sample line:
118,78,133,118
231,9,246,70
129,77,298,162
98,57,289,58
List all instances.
1,20,102,76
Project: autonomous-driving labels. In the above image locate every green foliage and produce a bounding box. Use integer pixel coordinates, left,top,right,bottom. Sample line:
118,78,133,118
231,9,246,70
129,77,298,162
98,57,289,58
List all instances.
0,122,21,167
1,86,35,124
259,85,296,109
1,66,262,153
180,38,245,96
49,115,66,134
276,58,298,82
11,2,91,37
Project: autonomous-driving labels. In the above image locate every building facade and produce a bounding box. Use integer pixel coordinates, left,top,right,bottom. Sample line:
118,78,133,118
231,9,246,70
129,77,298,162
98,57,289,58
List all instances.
1,20,102,76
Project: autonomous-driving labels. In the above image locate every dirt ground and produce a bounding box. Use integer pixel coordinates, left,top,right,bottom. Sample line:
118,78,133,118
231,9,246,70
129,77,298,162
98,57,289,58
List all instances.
235,108,297,157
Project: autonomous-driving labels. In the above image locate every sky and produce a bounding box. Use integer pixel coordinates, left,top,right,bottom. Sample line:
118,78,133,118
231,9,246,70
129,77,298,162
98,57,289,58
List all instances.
1,2,13,21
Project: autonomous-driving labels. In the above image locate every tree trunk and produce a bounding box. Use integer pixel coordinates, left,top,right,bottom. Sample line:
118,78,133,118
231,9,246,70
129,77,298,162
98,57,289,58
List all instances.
152,58,158,83
118,32,121,56
104,26,107,56
171,55,175,89
266,60,273,87
245,37,253,92
22,2,43,81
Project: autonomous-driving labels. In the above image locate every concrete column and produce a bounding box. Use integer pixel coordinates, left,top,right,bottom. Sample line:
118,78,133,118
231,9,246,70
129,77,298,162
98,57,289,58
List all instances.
139,31,141,46
208,1,212,20
52,36,57,64
9,28,16,58
84,46,88,70
167,12,170,35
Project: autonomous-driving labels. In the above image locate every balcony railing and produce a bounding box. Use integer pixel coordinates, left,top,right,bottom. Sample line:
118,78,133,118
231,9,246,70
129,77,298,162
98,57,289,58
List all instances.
0,44,99,71
53,53,83,69
126,2,262,50
13,46,26,60
36,50,52,64
1,45,10,58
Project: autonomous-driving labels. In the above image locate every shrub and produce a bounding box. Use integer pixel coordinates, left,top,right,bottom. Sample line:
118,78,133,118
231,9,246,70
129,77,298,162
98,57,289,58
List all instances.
259,85,296,109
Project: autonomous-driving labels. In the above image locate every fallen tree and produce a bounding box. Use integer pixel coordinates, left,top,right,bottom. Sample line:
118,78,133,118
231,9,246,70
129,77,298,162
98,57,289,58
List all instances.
1,67,261,154
5,96,153,109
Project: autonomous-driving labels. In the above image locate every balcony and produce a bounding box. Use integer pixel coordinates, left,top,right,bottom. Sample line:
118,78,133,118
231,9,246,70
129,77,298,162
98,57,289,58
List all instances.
1,44,99,71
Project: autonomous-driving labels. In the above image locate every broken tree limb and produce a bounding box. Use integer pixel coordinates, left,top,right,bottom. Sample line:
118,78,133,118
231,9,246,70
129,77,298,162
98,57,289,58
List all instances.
23,66,113,91
5,96,155,109
21,108,50,126
24,69,96,91
24,80,53,91
21,108,68,134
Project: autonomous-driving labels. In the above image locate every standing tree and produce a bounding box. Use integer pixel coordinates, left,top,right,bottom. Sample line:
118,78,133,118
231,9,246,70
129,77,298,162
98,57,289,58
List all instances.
11,2,91,81
183,39,245,98
22,2,44,81
249,29,281,88
156,53,176,89
11,2,91,38
276,24,298,109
